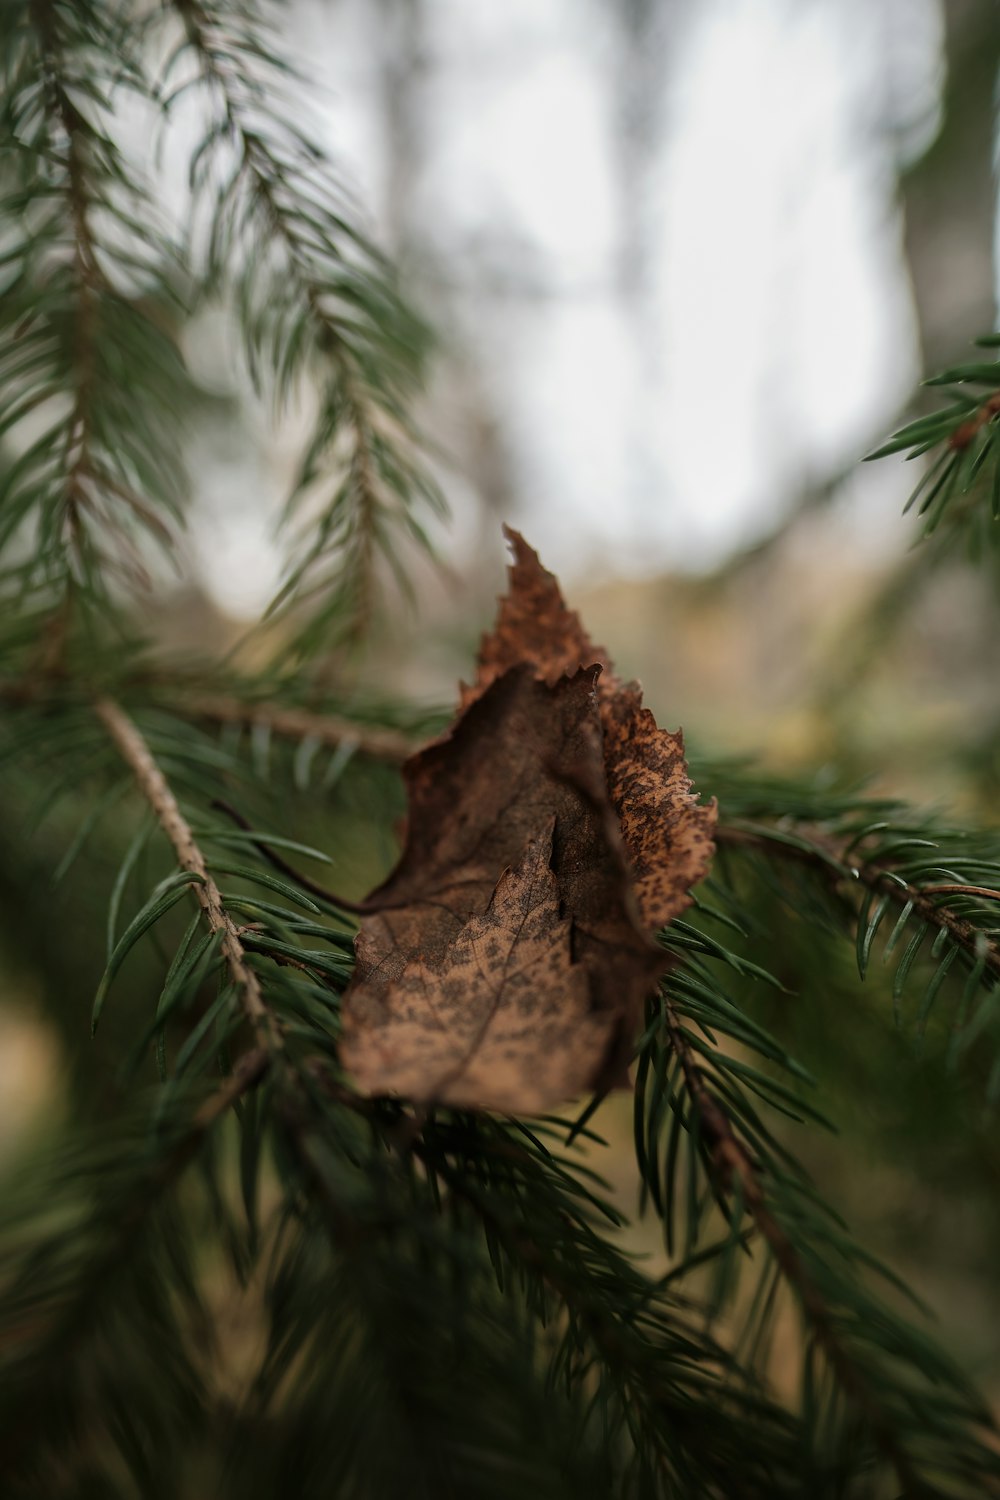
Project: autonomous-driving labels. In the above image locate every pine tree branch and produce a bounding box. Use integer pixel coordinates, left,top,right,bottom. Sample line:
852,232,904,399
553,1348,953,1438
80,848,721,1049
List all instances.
661,992,922,1493
403,1132,789,1493
0,1046,268,1476
300,1072,794,1489
866,337,1000,536
0,676,424,758
171,0,363,373
0,0,194,642
717,819,1000,985
30,0,101,578
949,390,1000,451
179,691,415,761
167,0,439,647
94,695,284,1054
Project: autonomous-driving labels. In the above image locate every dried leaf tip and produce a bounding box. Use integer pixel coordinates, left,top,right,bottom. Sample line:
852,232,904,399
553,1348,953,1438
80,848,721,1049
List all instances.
472,527,718,931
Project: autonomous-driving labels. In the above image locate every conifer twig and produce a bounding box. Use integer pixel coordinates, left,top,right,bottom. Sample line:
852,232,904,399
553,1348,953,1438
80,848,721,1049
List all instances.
180,692,415,762
0,1046,268,1475
949,391,1000,451
31,0,99,580
0,679,420,760
716,820,1000,983
661,994,921,1491
168,0,432,642
299,1064,790,1484
192,1044,270,1128
93,696,284,1054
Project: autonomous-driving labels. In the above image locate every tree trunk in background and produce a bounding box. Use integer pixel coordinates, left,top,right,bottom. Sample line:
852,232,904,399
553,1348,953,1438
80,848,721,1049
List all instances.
902,0,1000,368
609,0,688,538
374,0,427,257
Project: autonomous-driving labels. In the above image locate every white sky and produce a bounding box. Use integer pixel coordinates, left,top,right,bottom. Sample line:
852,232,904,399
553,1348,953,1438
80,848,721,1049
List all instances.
194,0,947,614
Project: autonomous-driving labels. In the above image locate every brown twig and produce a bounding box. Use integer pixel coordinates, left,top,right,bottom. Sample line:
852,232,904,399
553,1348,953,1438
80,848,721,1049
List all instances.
182,692,415,762
0,678,424,765
920,882,1000,902
191,1045,270,1129
949,392,1000,451
0,678,47,709
716,821,1000,985
237,927,339,985
94,696,284,1055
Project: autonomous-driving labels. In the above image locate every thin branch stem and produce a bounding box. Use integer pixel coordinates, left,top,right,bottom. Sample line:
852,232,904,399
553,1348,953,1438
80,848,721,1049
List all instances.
94,696,284,1055
183,691,415,762
192,1044,270,1129
920,882,1000,902
950,391,1000,451
716,820,1000,984
0,678,421,762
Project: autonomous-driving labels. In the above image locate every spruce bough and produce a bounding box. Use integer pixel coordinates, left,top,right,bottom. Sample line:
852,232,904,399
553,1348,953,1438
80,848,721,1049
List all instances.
1,4,999,1496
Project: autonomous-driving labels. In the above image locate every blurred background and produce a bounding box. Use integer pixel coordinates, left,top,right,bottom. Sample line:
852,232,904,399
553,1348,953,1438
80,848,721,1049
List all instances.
4,0,1000,1433
167,0,1000,799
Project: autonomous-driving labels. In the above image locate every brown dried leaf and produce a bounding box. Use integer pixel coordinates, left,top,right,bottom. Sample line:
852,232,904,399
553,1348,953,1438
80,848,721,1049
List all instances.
601,685,716,930
467,527,717,929
340,666,666,1108
341,823,621,1113
460,531,612,708
340,530,715,1115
